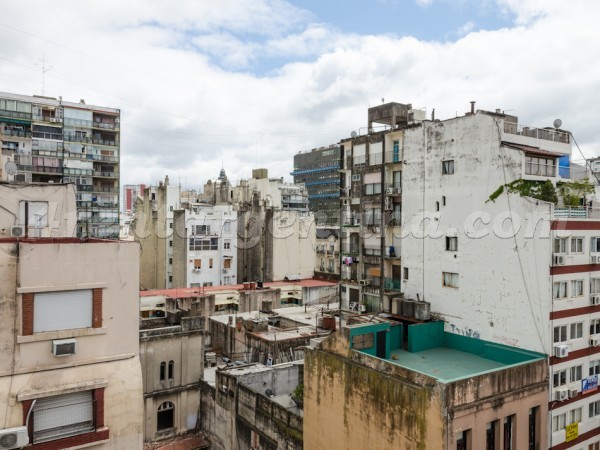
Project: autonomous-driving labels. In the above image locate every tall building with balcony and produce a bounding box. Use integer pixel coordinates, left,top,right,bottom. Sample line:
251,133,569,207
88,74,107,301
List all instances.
292,145,341,225
0,91,120,238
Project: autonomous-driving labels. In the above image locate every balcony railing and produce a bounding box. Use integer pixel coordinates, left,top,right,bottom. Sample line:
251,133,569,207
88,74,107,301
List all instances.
504,121,570,143
31,165,62,174
384,278,401,291
1,129,31,138
384,151,402,163
94,171,118,178
0,110,31,120
369,152,383,165
92,121,118,130
554,207,600,219
92,139,117,146
32,131,62,140
93,187,118,193
64,118,93,128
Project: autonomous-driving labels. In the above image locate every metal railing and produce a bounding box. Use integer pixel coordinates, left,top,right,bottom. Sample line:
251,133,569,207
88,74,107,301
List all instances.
1,129,31,138
369,152,383,165
384,278,401,291
0,109,31,120
504,121,570,143
93,121,118,130
92,139,117,146
554,207,600,219
33,131,62,140
524,162,556,177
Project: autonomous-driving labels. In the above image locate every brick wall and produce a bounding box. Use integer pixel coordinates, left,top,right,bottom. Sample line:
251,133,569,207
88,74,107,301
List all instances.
22,293,34,335
92,288,103,328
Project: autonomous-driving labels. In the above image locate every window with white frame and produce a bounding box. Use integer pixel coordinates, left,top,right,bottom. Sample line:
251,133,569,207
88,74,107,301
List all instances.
32,391,96,444
571,237,584,253
554,325,568,343
194,225,210,235
442,272,459,288
445,236,458,251
442,160,454,175
525,155,556,177
224,240,231,250
591,360,600,376
571,280,584,297
223,221,231,233
592,237,600,253
571,322,583,339
592,279,600,295
554,237,567,254
553,281,568,299
552,412,566,432
590,400,600,418
364,183,382,195
570,364,583,382
591,319,600,336
553,369,567,387
569,407,582,424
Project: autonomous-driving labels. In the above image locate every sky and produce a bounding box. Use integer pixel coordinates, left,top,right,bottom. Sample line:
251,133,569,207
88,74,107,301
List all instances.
0,0,598,190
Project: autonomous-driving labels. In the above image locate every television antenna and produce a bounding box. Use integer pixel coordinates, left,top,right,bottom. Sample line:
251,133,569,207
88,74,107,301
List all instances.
35,53,52,95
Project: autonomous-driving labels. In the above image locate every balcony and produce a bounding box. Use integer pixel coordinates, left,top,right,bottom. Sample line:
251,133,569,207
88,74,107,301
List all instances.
31,165,62,174
502,121,571,154
342,217,361,227
384,151,402,164
554,206,600,219
384,278,401,292
93,186,118,193
0,109,31,120
92,138,118,146
384,184,402,196
64,118,93,128
1,129,31,138
94,171,118,178
32,131,62,140
369,152,383,165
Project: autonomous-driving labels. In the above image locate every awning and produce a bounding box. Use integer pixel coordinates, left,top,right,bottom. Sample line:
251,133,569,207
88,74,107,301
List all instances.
0,117,31,125
502,142,568,157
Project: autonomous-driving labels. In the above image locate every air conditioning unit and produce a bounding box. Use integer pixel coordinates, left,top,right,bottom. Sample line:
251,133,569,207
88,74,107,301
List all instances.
49,118,57,122
393,187,402,194
592,296,600,305
385,188,394,195
359,279,371,286
222,269,228,274
0,426,29,449
384,198,392,211
554,344,569,358
569,388,579,398
554,389,569,401
349,302,358,311
593,255,600,264
351,174,361,181
193,269,201,273
591,336,600,347
10,226,23,237
554,255,566,265
52,338,76,357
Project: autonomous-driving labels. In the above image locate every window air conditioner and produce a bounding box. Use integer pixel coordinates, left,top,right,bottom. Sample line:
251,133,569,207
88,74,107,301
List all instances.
569,388,578,398
593,255,600,264
385,188,393,195
10,226,23,237
592,296,600,306
554,344,569,358
554,255,566,265
52,338,76,357
591,336,600,347
359,279,371,286
0,426,29,449
394,187,402,194
554,389,568,401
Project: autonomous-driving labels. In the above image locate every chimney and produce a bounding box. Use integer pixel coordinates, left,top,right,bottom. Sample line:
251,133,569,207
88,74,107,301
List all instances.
470,101,475,115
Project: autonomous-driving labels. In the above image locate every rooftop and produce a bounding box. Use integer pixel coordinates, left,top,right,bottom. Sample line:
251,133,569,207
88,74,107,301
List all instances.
348,320,545,383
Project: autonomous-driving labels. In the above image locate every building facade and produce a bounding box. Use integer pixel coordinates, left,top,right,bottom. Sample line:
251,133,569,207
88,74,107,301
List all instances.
0,91,120,238
292,145,341,225
314,227,340,280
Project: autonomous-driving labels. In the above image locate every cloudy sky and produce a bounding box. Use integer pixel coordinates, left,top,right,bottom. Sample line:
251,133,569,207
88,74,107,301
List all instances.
0,0,598,190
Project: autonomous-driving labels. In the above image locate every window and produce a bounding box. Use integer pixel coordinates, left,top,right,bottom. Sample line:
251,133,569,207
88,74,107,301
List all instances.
223,221,231,233
157,401,174,431
553,325,568,343
442,160,454,175
593,279,600,295
590,360,600,376
364,183,382,195
590,401,600,418
28,390,104,445
503,415,514,450
589,441,600,450
592,237,600,253
195,225,210,235
442,196,446,206
571,280,584,297
189,237,219,251
160,362,166,381
351,333,374,350
570,364,583,382
571,322,583,339
571,237,584,253
435,201,440,212
169,258,173,265
224,240,231,250
552,413,566,432
525,155,556,177
168,275,173,283
554,237,567,254
209,258,213,269
591,319,600,335
553,281,568,299
443,272,459,288
224,258,231,269
169,223,173,229
169,240,172,247
168,360,174,379
23,289,102,335
392,140,400,162
553,369,567,387
486,420,498,450
194,259,201,269
403,267,409,280
446,237,457,251
456,430,469,450
569,407,582,424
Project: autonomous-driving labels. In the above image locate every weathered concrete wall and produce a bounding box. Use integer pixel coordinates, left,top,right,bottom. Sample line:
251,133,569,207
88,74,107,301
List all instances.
304,333,444,450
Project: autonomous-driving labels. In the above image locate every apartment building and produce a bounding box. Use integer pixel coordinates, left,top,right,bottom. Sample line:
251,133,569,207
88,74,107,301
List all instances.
0,91,120,238
172,203,237,288
304,319,548,450
292,145,341,225
315,226,340,280
398,106,600,449
0,184,143,449
233,168,315,282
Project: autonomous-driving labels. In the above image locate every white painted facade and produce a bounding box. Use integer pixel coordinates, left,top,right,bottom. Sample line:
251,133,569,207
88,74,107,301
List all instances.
401,111,600,449
184,203,237,287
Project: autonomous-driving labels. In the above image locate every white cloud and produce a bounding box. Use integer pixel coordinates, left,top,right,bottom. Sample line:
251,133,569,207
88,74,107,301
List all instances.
415,0,433,7
0,0,598,190
456,21,475,36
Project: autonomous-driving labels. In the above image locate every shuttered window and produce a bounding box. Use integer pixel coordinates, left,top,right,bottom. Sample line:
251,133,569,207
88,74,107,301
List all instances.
33,391,94,443
34,290,92,332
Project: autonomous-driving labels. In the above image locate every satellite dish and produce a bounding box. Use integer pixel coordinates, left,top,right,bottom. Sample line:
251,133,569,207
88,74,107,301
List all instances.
265,388,273,396
5,161,17,176
553,119,562,129
350,131,357,138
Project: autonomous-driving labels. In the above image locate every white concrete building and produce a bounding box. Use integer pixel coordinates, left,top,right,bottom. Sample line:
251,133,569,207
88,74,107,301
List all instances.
401,107,600,449
172,203,237,288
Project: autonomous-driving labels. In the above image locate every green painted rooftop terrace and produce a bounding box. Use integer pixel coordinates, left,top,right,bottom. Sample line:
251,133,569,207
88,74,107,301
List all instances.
348,320,545,383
